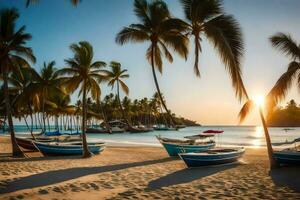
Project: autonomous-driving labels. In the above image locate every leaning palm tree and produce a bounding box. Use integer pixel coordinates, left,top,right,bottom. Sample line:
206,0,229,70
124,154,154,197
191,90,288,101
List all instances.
116,0,189,128
268,33,300,105
179,0,247,101
57,41,106,158
106,61,130,125
0,8,36,157
238,96,276,168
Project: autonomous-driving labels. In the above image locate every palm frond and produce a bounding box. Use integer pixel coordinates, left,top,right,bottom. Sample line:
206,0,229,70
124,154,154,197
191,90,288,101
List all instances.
238,99,254,123
268,61,300,105
116,26,149,45
119,80,129,95
204,14,246,101
270,33,300,60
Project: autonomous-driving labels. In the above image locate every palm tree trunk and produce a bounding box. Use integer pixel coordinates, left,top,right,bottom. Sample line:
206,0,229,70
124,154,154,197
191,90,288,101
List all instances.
99,102,111,133
42,89,46,132
151,45,176,129
259,107,277,168
2,68,24,157
117,80,130,127
81,80,92,158
27,103,35,139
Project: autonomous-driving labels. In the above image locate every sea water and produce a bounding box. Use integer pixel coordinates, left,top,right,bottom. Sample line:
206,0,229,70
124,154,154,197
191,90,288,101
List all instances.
1,125,299,148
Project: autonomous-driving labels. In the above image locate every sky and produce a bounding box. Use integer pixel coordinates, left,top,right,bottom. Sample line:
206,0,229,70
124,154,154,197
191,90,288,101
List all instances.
1,0,300,125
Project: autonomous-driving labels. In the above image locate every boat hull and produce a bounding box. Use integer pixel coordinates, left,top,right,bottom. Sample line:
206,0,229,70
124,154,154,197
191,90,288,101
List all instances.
179,148,245,167
161,142,215,157
273,151,300,165
34,142,105,156
16,137,53,151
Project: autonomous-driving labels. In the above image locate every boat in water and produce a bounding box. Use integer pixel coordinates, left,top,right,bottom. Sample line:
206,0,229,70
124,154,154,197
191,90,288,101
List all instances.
156,135,215,156
86,127,111,134
179,147,245,167
153,124,177,131
33,141,105,155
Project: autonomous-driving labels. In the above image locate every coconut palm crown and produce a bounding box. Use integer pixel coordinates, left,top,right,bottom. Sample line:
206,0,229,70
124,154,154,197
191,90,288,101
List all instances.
268,33,300,106
116,0,189,127
0,8,36,157
56,41,107,158
179,0,247,101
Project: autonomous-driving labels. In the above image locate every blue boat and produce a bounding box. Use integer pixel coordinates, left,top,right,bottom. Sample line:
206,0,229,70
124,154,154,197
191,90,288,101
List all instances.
273,150,300,165
33,141,105,155
179,147,245,167
156,136,215,157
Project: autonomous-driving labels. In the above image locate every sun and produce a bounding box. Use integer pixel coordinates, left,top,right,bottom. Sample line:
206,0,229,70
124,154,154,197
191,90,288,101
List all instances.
254,95,264,106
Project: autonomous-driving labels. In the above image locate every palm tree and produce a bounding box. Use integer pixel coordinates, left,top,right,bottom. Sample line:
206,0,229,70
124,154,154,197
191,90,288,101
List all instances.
106,61,130,125
239,97,276,168
268,33,300,105
116,0,189,128
179,0,247,101
57,41,106,158
0,8,36,157
22,61,63,132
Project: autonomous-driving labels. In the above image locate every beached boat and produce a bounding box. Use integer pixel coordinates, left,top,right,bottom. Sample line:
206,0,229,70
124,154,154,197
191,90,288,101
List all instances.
156,135,215,156
273,149,300,165
272,137,300,165
179,147,245,167
33,141,105,155
16,137,53,151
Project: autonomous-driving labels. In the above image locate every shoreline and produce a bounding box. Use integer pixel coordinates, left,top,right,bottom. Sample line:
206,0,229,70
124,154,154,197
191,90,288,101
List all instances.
1,136,300,199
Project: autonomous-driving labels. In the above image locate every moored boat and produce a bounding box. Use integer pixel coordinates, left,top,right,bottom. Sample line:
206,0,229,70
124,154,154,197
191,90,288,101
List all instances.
156,135,215,156
33,141,105,155
179,147,245,167
86,127,111,134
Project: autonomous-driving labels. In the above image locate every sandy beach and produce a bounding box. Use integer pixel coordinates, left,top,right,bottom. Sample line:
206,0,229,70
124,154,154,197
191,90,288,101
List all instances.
0,136,299,200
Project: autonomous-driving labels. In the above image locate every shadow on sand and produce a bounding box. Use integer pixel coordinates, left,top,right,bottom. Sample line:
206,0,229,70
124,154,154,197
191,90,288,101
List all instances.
270,166,300,192
148,163,239,189
0,157,175,194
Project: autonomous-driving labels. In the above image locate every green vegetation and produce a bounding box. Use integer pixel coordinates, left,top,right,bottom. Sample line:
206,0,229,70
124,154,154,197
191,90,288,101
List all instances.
267,100,300,127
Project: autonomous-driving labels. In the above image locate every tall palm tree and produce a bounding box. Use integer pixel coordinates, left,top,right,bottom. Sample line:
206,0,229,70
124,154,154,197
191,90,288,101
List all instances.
238,97,276,168
0,8,36,157
179,0,247,101
22,61,63,132
116,0,189,128
106,61,130,124
268,33,300,105
57,41,107,158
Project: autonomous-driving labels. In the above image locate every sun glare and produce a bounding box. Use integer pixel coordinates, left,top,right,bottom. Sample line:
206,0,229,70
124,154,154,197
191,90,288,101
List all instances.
254,95,264,106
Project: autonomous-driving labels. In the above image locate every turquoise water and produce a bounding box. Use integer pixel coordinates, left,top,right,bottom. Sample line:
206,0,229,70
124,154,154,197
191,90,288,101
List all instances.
1,125,299,148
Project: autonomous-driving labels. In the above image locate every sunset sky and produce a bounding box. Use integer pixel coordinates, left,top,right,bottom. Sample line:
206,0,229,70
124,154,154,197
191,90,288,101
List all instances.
2,0,300,125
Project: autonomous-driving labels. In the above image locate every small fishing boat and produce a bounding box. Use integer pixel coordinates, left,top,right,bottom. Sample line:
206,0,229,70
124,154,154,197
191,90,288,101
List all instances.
16,137,53,151
111,126,125,133
153,125,177,131
179,147,245,167
272,137,300,165
86,127,111,134
156,135,215,157
273,149,300,165
33,141,105,155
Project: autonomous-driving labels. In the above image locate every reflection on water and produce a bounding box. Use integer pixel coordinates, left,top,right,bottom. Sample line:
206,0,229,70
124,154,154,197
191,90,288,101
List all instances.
251,139,263,147
254,126,264,138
